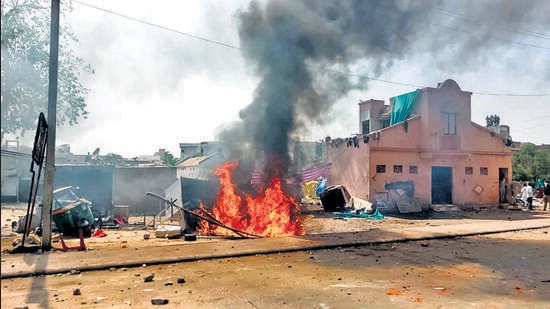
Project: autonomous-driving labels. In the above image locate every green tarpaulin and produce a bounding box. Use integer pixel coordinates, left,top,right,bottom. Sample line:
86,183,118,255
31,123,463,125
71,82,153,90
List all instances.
390,90,419,126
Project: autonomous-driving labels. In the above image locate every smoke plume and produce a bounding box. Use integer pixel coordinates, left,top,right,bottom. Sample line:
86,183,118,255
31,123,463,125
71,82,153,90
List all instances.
217,0,547,186
219,0,435,184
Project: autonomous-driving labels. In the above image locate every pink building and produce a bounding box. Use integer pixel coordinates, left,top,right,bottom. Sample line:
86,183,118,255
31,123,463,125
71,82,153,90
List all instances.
326,79,513,213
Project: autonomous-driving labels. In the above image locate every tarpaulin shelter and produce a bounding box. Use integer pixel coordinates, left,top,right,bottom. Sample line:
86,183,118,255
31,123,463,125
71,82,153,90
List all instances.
390,90,419,126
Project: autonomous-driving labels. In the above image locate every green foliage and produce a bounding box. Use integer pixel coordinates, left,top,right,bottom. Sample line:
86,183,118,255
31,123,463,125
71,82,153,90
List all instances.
162,151,178,166
512,143,550,182
1,0,93,140
100,153,125,166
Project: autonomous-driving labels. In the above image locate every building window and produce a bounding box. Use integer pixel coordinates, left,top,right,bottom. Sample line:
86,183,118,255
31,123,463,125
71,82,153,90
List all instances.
443,112,456,135
393,165,403,173
362,120,370,136
315,142,323,157
465,167,473,175
409,166,418,174
480,167,488,175
376,165,386,173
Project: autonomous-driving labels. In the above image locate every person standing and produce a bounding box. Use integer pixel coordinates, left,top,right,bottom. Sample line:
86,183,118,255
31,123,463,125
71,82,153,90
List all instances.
535,183,544,203
543,183,550,211
521,182,534,210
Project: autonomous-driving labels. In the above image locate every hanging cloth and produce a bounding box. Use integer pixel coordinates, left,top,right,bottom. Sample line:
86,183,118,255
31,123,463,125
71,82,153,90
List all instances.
390,90,419,126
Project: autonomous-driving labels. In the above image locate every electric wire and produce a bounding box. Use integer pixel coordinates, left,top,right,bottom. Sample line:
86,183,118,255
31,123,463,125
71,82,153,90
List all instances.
433,7,550,41
72,0,550,97
428,22,550,51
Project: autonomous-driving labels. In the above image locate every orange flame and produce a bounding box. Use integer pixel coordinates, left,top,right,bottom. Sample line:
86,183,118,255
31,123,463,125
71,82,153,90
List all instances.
197,161,304,237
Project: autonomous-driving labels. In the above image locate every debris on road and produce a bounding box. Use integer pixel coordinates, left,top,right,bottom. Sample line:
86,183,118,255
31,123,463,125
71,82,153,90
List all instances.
144,273,155,282
151,297,169,305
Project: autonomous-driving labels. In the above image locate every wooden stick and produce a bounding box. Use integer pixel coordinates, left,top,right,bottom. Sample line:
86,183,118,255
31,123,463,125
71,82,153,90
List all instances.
145,192,261,238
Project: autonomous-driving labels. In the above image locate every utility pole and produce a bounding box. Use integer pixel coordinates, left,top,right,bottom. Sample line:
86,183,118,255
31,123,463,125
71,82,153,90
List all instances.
42,0,60,251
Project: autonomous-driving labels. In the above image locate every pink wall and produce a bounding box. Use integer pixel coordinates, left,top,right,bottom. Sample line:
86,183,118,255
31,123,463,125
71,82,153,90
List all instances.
326,80,513,211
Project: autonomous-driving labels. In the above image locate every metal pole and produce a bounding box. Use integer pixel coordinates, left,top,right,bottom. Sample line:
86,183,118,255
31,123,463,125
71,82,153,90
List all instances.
42,0,60,251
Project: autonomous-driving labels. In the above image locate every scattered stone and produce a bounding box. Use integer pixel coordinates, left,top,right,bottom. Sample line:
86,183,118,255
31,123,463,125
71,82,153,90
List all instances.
164,281,173,286
346,291,352,295
121,267,128,271
73,288,81,296
177,277,186,284
143,233,150,240
144,273,155,282
109,267,116,272
151,297,169,305
124,300,132,305
70,269,80,275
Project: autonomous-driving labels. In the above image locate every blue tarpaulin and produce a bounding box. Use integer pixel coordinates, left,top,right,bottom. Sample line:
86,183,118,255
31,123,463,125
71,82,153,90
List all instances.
390,90,419,126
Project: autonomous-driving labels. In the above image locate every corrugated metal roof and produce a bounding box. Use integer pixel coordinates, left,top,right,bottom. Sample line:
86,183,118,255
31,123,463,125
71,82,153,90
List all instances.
177,154,215,168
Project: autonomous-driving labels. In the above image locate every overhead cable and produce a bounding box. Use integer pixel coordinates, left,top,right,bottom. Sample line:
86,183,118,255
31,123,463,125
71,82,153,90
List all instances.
72,0,550,97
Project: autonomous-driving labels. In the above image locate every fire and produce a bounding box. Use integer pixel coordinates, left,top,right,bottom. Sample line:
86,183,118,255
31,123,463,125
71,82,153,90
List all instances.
197,161,304,237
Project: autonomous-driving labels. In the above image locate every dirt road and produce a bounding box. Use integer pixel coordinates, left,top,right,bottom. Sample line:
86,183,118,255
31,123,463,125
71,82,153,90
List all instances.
2,203,549,308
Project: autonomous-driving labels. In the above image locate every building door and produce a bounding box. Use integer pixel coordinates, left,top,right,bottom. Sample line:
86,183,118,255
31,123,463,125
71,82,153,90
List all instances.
432,166,452,204
499,168,509,203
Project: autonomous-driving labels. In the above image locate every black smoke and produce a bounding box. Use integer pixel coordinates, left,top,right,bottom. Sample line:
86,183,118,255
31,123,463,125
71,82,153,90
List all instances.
218,0,435,185
217,0,548,186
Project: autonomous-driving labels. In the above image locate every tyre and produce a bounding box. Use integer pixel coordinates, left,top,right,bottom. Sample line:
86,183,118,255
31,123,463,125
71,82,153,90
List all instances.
82,226,92,238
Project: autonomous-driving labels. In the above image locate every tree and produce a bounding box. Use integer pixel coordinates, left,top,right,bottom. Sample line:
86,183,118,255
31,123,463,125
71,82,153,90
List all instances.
512,143,550,182
162,151,178,166
100,153,125,166
1,0,93,141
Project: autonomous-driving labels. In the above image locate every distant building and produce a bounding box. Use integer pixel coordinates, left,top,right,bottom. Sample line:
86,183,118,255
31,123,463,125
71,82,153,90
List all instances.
178,140,325,182
179,142,225,160
177,153,224,181
55,144,88,165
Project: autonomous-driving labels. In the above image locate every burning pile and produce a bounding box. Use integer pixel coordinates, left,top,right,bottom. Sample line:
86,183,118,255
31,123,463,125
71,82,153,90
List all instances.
196,161,303,238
